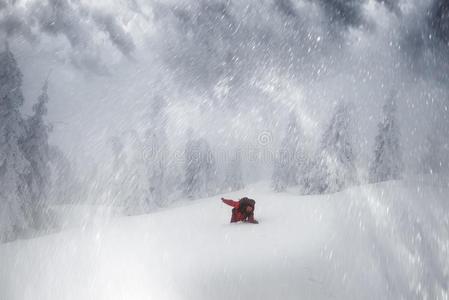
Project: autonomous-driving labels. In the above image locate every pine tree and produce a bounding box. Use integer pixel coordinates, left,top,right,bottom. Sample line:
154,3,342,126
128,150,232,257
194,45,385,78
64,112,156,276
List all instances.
21,80,51,229
106,136,128,207
421,98,449,174
122,130,153,214
302,153,329,194
369,91,403,183
184,130,216,199
144,96,168,207
319,102,358,193
223,148,244,192
272,110,308,192
110,136,125,173
422,131,449,174
0,43,32,242
47,145,80,205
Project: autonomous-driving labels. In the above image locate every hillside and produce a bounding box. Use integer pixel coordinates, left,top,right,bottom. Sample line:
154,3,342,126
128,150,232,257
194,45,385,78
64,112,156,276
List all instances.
1,179,448,300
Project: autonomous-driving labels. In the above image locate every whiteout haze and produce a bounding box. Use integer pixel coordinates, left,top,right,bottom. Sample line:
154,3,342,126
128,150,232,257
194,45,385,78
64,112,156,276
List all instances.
1,0,449,299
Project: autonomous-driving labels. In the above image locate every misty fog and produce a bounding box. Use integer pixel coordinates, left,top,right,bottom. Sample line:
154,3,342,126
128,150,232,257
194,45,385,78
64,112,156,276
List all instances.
5,0,448,177
1,0,449,299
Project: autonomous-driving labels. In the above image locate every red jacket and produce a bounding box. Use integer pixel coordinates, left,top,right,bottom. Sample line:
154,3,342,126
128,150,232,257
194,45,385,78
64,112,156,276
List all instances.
222,198,258,224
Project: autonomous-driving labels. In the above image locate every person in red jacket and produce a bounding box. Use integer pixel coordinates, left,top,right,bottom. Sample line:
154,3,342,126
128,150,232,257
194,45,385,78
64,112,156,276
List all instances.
221,197,259,224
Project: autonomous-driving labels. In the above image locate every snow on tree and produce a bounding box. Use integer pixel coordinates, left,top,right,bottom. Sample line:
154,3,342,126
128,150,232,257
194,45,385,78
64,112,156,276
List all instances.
103,135,128,207
319,102,358,193
143,96,168,207
421,97,449,174
47,145,81,205
0,43,32,242
21,80,52,229
223,148,244,192
184,129,217,199
97,131,152,214
110,136,126,173
121,130,153,214
302,153,330,195
422,131,449,174
272,110,307,192
369,91,403,183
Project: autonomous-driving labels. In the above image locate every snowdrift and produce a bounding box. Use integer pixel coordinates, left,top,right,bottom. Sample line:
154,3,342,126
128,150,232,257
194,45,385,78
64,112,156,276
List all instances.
1,178,448,300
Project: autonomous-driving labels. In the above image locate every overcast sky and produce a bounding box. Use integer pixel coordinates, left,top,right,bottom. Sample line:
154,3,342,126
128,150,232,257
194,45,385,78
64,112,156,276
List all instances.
1,0,448,176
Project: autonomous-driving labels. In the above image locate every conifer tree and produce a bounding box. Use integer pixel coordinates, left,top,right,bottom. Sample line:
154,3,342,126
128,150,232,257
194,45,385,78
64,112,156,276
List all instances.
184,130,216,199
21,80,52,229
223,148,244,192
144,96,168,207
272,110,308,192
369,91,403,183
0,44,32,242
320,102,358,192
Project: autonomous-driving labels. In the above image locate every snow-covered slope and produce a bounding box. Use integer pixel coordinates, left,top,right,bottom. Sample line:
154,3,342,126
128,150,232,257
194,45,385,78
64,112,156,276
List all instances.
1,179,448,300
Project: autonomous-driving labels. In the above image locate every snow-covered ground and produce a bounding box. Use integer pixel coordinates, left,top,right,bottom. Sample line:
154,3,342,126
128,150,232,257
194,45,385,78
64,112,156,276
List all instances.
1,178,448,300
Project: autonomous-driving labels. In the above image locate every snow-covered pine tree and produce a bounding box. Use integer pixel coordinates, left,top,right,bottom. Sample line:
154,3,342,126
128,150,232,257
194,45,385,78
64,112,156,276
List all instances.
106,136,128,206
421,97,449,174
422,131,449,174
223,148,244,192
110,136,126,172
369,91,403,183
199,137,217,196
143,96,168,207
319,102,358,193
122,130,153,214
184,135,200,199
48,145,80,204
0,43,32,242
302,152,329,194
272,110,307,192
21,80,51,229
184,130,216,199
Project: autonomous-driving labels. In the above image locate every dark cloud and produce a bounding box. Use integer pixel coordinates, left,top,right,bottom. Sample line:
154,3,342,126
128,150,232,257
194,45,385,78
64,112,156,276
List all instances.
274,0,298,17
153,0,333,88
315,0,403,33
31,0,91,49
153,1,241,88
31,0,135,56
92,10,135,57
0,9,35,41
400,0,449,84
376,0,401,15
428,0,449,44
0,0,136,72
426,0,449,83
1,0,445,86
69,50,110,75
316,0,367,28
0,0,7,10
150,0,371,111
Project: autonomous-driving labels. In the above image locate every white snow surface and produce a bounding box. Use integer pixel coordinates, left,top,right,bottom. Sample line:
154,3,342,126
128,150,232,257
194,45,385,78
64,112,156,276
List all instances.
1,178,449,300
